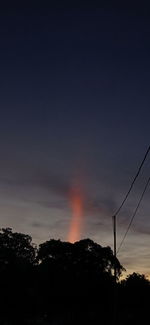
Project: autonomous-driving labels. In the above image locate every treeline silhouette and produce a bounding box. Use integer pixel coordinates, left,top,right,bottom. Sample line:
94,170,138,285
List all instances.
0,228,149,324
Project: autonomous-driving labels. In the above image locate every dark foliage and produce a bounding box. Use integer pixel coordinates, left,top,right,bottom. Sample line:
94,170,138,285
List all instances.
0,228,149,324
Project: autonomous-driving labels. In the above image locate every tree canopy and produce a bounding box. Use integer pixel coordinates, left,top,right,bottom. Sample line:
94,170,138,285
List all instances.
0,227,36,269
0,228,149,325
37,237,123,279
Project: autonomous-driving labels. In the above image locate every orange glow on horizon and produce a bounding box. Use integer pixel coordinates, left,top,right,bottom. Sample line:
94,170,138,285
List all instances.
68,187,84,243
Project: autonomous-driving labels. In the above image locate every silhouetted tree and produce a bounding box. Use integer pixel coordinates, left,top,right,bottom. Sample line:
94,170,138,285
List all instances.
73,238,123,278
36,237,124,324
3,228,150,325
0,228,36,268
0,228,37,322
37,238,123,279
118,272,150,324
124,272,149,287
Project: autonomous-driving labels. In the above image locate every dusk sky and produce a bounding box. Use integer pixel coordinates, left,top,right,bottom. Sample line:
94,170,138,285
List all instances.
0,3,150,276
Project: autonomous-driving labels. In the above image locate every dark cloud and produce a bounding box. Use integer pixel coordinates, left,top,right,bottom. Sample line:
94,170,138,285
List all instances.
133,223,150,236
85,197,117,217
31,222,43,228
0,167,69,195
33,199,67,210
33,170,70,197
0,167,118,218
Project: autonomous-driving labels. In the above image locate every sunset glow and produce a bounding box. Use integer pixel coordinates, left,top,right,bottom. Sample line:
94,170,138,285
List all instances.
68,187,84,243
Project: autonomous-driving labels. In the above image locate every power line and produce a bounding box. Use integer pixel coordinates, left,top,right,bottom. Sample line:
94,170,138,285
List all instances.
114,145,150,217
117,175,150,254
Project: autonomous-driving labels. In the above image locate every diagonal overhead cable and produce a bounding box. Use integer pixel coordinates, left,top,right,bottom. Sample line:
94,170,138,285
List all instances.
117,175,150,254
114,145,150,217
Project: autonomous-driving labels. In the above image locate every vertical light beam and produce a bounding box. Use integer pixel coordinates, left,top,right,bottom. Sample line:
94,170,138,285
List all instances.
68,187,84,243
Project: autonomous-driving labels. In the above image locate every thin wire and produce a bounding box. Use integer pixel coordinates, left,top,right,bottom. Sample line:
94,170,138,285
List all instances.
117,176,150,254
114,145,150,217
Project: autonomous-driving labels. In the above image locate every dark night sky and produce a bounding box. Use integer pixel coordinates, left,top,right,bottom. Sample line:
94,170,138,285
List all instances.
0,2,150,275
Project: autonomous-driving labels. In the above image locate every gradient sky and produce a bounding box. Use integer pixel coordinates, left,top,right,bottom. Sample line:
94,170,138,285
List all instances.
0,3,150,276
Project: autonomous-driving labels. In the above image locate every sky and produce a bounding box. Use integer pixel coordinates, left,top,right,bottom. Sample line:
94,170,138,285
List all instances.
0,2,150,276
